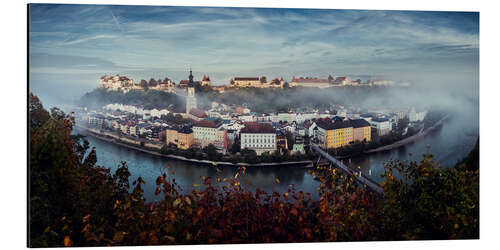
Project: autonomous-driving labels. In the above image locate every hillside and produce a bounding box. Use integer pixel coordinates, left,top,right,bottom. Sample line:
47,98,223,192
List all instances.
79,88,186,112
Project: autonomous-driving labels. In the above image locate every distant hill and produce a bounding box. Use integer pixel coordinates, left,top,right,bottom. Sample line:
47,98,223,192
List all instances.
79,88,186,112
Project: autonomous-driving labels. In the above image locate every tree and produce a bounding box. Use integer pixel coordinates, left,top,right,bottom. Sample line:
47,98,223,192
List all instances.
203,144,219,161
231,137,241,154
148,78,158,87
260,76,267,83
379,152,479,240
240,148,258,164
285,131,294,150
29,93,50,130
396,117,409,132
139,79,148,88
328,75,334,82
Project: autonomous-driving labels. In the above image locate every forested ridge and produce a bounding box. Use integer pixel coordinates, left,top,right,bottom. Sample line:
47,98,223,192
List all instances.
79,85,410,113
30,93,478,247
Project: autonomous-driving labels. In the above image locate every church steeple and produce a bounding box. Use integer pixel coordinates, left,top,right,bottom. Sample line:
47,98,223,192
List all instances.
188,68,194,84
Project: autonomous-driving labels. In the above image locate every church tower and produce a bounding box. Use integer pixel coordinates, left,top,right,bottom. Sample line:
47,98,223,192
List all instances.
186,68,197,113
188,68,194,84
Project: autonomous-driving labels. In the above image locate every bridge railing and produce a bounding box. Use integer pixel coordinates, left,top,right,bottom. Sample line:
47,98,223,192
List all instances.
311,144,383,195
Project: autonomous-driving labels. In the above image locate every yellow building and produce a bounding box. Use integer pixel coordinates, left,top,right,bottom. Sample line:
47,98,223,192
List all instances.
166,127,194,150
166,128,178,146
316,118,371,149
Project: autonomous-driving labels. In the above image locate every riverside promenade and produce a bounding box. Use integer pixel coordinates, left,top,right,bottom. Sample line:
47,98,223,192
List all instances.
365,114,449,154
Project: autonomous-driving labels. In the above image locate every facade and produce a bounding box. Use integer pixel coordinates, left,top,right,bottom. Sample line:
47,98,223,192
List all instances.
240,122,277,155
192,120,219,148
333,76,349,85
276,131,288,152
315,118,372,149
293,135,305,153
409,108,427,122
232,77,261,87
166,127,194,150
150,77,175,92
87,114,105,129
201,75,211,86
290,76,333,88
215,129,229,153
351,119,372,142
180,69,197,114
99,74,134,90
370,118,393,136
186,86,197,114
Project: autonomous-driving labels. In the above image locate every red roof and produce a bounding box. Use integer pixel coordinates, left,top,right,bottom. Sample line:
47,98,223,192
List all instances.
179,80,189,85
189,108,207,118
241,122,275,134
194,120,216,128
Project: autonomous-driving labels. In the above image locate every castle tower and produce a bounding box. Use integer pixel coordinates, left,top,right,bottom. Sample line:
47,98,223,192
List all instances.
201,74,211,86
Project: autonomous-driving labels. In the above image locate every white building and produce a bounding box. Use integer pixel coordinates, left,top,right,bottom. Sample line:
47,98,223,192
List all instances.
240,122,277,155
370,118,393,136
409,108,427,122
192,120,220,148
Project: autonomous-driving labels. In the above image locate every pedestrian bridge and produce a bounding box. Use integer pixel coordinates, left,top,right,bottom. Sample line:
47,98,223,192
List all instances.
311,144,383,195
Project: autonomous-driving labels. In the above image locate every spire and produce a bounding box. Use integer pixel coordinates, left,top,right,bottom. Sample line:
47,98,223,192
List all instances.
188,68,194,84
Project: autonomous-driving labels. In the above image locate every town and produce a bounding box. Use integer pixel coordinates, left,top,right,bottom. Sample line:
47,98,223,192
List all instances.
97,70,410,94
78,70,427,164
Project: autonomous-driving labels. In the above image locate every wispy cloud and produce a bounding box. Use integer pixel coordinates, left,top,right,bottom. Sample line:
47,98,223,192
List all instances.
28,4,478,84
56,34,118,46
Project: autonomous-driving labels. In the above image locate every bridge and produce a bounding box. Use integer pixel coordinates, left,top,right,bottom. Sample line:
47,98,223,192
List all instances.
311,144,384,195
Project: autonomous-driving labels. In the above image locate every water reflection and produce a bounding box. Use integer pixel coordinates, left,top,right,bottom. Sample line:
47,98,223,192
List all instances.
85,135,319,201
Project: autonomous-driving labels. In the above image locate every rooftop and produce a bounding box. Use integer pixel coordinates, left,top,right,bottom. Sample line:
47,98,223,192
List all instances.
194,120,217,128
316,118,370,130
241,122,275,134
189,108,207,118
234,77,259,81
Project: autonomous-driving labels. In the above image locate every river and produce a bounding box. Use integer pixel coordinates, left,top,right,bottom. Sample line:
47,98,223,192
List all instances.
83,135,319,201
80,108,477,202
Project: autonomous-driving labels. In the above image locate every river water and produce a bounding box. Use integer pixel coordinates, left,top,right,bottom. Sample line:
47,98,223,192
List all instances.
81,104,478,202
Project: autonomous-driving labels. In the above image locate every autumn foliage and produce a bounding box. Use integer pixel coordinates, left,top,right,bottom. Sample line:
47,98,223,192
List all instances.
28,93,479,247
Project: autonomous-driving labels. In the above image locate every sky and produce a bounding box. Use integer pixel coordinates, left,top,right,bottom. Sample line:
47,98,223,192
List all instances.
28,4,479,106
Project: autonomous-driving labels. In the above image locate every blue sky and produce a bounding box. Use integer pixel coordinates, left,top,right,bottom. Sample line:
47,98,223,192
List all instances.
28,4,479,104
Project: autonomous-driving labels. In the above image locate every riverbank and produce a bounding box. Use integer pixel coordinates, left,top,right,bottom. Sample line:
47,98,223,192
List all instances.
364,114,449,154
75,125,314,168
